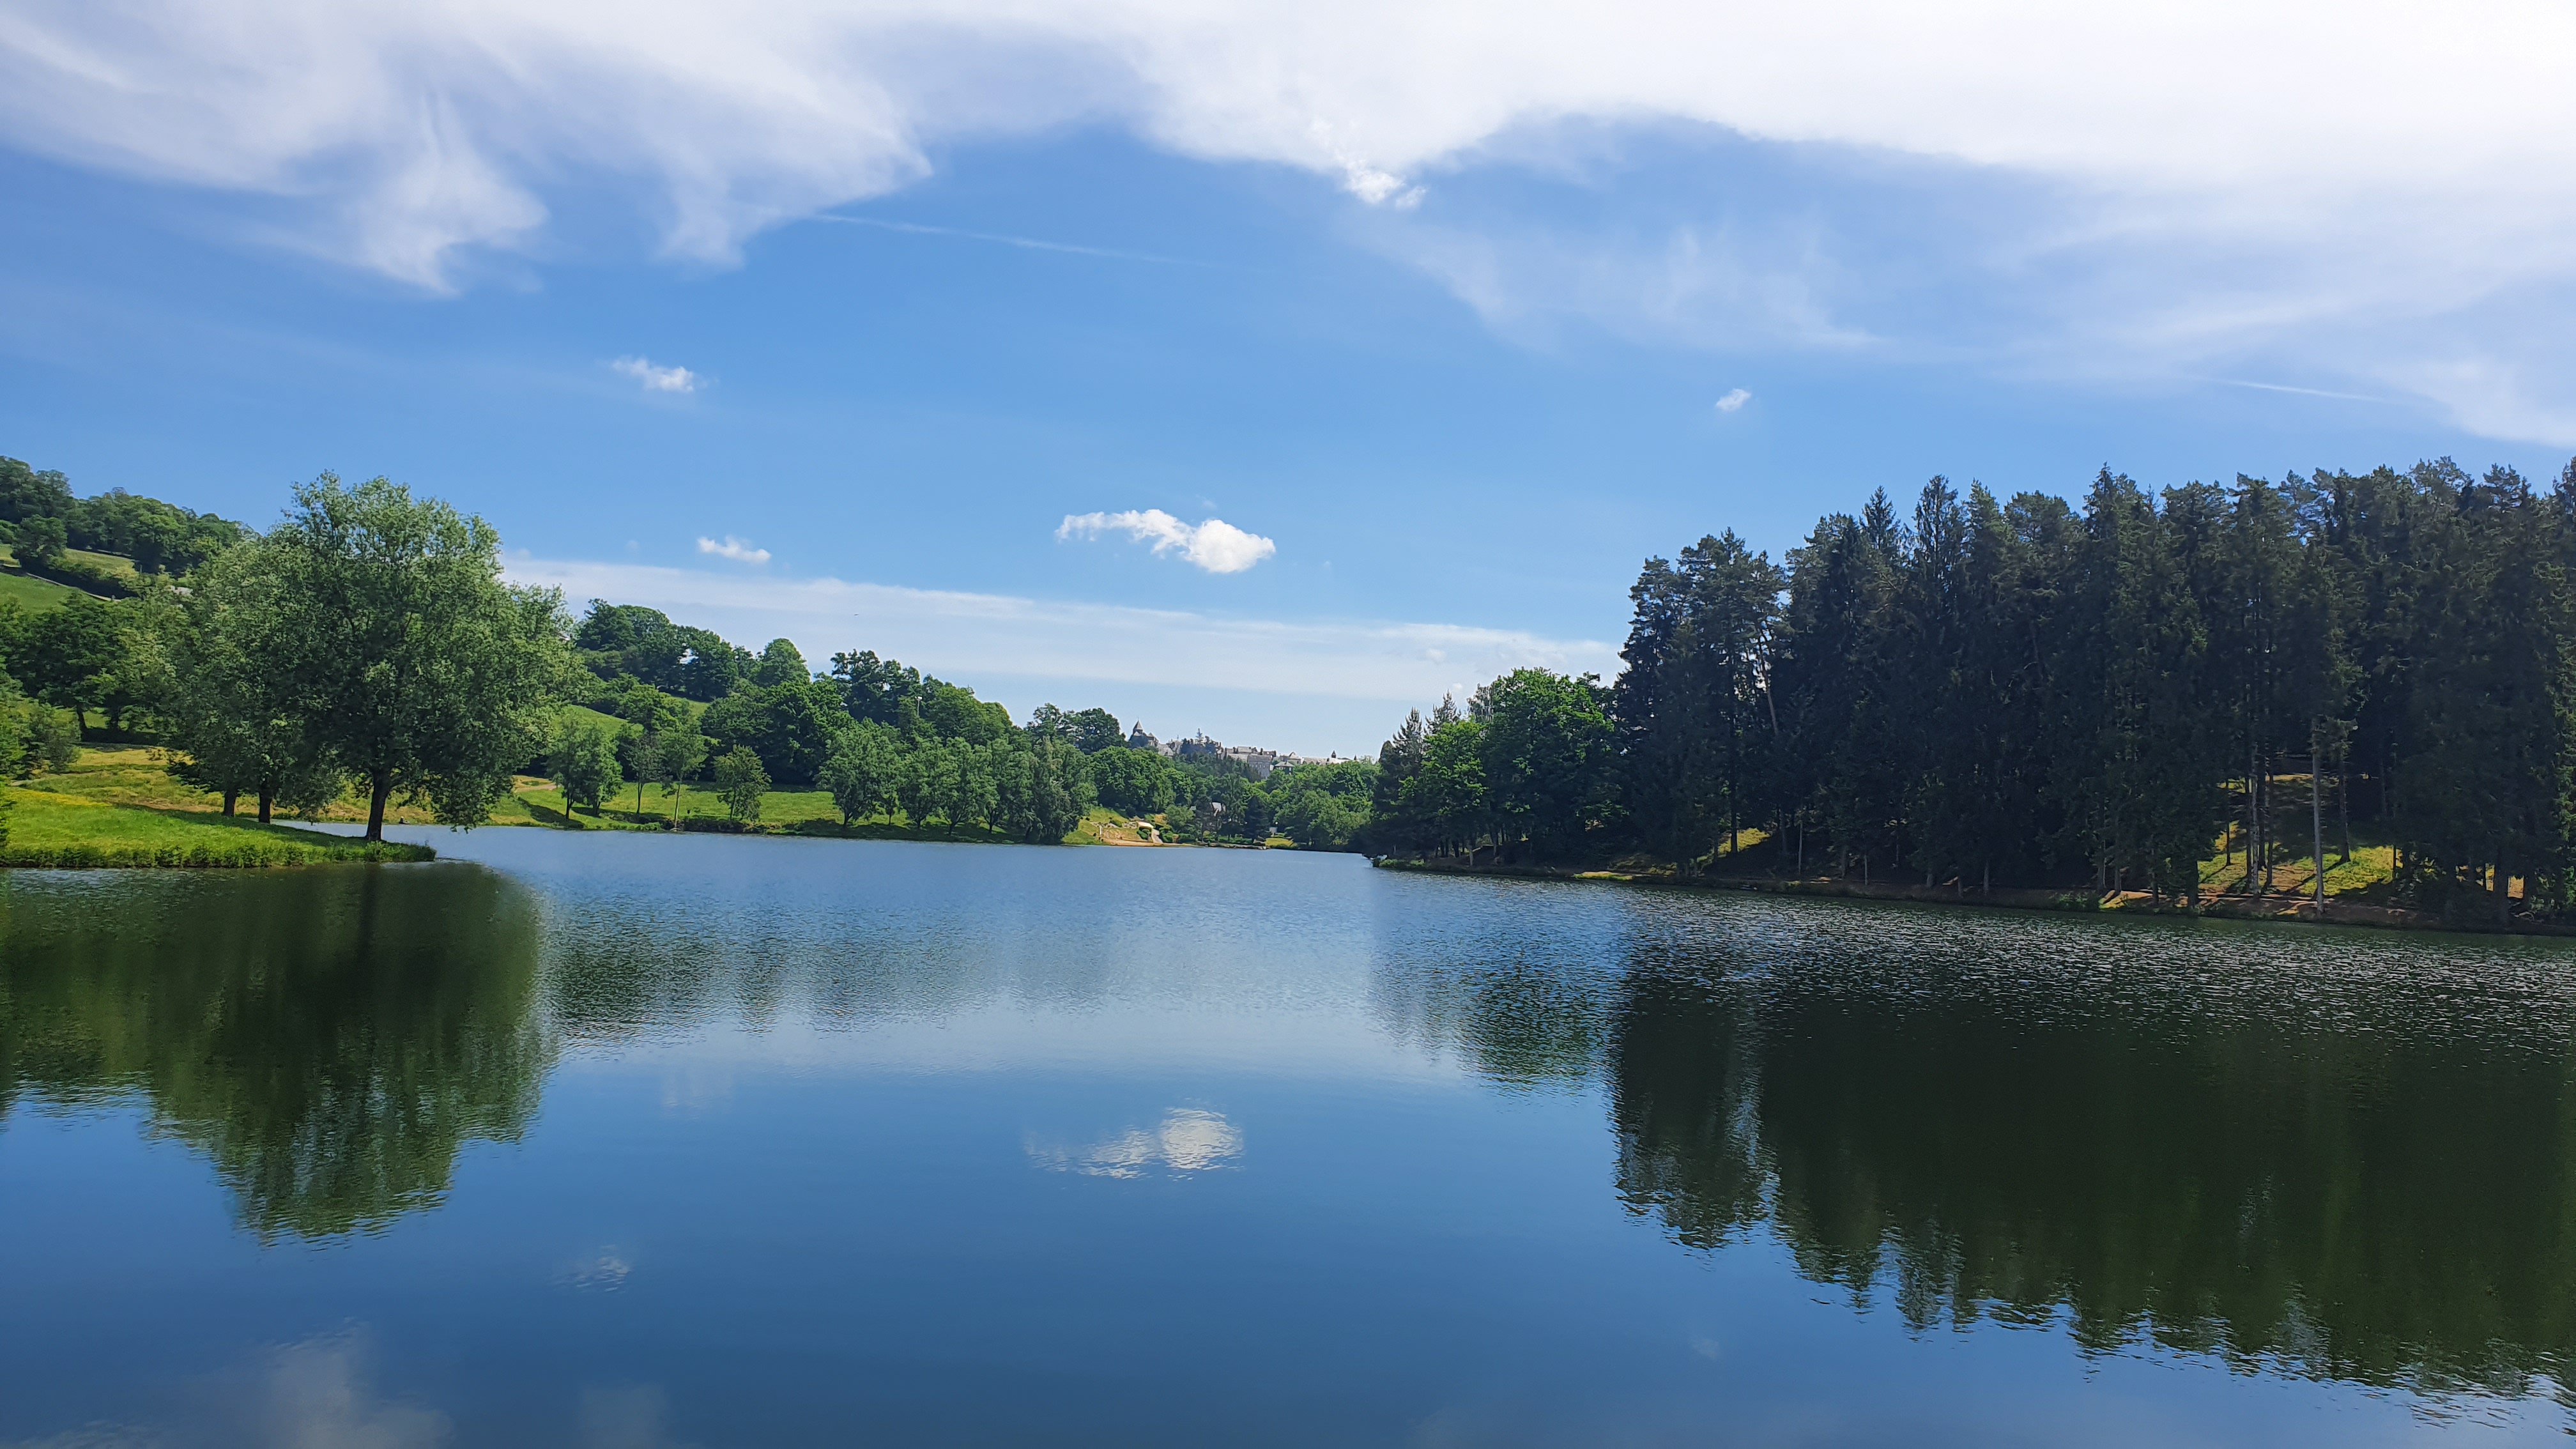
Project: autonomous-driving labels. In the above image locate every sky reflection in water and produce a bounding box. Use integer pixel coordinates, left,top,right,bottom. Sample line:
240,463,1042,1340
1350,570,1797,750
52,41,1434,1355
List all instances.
3,830,2573,1445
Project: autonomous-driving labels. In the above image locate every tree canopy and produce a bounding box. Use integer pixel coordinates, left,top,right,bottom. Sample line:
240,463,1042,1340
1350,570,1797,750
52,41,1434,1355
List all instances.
258,475,574,839
1364,457,2576,924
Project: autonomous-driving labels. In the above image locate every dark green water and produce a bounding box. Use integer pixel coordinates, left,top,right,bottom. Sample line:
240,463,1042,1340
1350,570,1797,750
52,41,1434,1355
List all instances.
4,831,2572,1445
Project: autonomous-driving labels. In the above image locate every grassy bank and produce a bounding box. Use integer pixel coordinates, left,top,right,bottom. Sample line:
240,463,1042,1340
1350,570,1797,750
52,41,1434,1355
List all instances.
1377,824,2563,937
3,786,433,867
13,746,1278,857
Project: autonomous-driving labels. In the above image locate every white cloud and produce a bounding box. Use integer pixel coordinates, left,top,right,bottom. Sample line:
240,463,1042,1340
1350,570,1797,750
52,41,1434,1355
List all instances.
1058,509,1276,574
611,355,698,393
7,1,2569,279
695,535,769,564
6,0,2574,433
502,553,1613,705
1713,387,1751,413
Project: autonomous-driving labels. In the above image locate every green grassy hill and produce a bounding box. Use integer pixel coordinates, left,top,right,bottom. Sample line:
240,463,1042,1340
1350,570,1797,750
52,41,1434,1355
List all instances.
0,568,88,611
2,786,431,866
0,542,130,610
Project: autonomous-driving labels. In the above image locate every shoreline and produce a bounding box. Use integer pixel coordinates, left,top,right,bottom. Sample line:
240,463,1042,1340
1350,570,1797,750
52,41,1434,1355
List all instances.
1372,857,2573,939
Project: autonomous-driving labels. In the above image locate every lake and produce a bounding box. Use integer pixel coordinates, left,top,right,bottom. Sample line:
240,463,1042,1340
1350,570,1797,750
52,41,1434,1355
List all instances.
3,830,2572,1446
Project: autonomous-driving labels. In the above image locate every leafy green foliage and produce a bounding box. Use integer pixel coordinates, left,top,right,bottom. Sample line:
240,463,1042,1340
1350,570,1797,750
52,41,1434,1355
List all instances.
749,637,809,687
1089,744,1176,818
573,601,750,701
549,719,624,811
24,703,80,776
1028,703,1124,753
994,737,1094,843
816,721,900,825
701,679,847,786
1370,458,2576,917
714,746,769,822
14,592,140,729
1270,759,1377,850
257,474,576,839
0,454,244,578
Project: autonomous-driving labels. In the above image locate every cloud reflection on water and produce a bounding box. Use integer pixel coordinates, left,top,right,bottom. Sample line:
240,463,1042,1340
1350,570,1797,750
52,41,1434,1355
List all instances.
1027,1108,1243,1179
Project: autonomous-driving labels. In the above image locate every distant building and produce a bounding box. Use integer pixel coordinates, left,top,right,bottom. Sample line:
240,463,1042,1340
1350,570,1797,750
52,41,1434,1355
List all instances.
1220,746,1278,780
1162,732,1280,779
1126,723,1160,752
1276,752,1371,770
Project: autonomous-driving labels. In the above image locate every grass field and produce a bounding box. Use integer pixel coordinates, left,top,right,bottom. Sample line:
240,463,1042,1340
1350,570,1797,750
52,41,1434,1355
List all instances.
13,746,1241,859
0,544,136,605
1624,800,2436,908
0,564,94,611
544,779,1042,844
1,786,433,866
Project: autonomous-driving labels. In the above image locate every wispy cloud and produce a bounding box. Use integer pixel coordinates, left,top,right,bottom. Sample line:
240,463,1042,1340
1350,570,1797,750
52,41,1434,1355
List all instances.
1058,509,1276,574
2211,378,2382,402
696,535,769,564
811,215,1216,268
1713,387,1752,412
20,0,2572,291
501,555,1613,705
612,356,699,393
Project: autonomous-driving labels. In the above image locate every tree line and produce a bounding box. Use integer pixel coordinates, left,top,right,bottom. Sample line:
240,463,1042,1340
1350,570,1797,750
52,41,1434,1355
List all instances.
0,456,1381,850
562,602,1377,846
1368,458,2576,923
1,455,245,591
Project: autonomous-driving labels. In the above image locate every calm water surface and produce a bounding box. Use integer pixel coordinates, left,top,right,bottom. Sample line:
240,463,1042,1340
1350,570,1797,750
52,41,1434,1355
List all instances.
4,830,2574,1445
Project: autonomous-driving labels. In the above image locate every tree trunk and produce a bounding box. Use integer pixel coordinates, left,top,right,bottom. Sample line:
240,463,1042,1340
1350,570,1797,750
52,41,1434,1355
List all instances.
221,790,238,818
2310,733,2326,908
365,771,392,843
257,790,273,825
2496,855,2513,926
2338,762,2352,864
2253,744,2271,896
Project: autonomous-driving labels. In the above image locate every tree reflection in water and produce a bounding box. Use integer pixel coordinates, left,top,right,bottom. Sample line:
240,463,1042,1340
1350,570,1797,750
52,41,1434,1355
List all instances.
1391,896,2576,1404
0,865,548,1239
1608,956,2576,1400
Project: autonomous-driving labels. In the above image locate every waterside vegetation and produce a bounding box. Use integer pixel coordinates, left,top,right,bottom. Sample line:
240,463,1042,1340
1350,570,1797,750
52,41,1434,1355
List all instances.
0,452,1372,864
1361,459,2576,933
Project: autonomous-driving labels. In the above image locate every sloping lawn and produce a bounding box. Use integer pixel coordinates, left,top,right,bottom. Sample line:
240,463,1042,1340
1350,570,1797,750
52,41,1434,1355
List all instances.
1,787,433,866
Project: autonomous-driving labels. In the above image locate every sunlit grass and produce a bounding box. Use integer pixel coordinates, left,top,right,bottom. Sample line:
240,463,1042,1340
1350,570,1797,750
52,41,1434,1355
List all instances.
0,566,88,611
1,786,431,866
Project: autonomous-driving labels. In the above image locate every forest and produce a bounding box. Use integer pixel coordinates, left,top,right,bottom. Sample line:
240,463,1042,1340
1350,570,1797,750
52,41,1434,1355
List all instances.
1365,458,2576,924
558,597,1376,847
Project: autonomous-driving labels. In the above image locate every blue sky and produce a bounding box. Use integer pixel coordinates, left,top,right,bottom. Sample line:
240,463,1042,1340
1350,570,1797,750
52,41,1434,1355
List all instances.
4,3,2572,753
